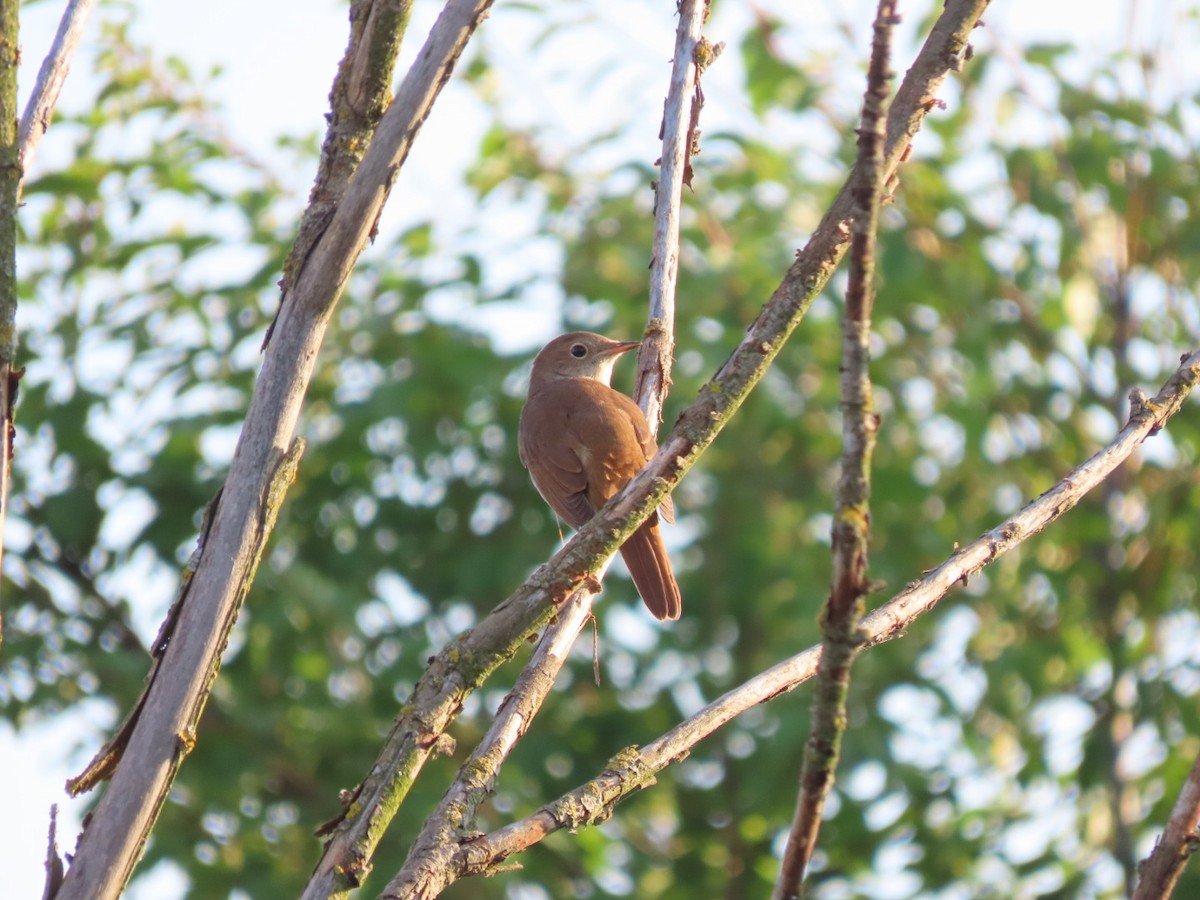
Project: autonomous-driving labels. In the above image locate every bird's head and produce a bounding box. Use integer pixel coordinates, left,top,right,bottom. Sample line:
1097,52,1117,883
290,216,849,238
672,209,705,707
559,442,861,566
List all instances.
529,332,641,387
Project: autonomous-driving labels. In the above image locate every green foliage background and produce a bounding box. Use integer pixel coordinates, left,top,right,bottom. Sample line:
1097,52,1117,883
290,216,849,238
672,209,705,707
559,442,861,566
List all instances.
4,2,1200,898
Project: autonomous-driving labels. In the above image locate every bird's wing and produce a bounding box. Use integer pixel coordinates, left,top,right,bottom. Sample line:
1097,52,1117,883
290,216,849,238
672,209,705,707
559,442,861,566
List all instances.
520,384,596,529
604,385,675,525
574,381,675,526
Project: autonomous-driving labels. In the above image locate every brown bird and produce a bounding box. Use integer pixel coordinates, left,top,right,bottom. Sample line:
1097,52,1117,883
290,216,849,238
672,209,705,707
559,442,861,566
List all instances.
519,332,682,620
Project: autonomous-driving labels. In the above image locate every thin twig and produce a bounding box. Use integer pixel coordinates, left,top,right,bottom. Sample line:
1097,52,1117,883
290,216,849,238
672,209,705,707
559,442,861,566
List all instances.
18,0,98,180
301,3,986,893
1132,748,1200,898
773,3,895,895
636,0,711,428
54,2,490,897
445,350,1200,877
41,803,63,900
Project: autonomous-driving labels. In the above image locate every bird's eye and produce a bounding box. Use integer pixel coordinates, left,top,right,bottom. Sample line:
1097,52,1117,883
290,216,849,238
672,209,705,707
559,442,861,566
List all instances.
570,344,587,358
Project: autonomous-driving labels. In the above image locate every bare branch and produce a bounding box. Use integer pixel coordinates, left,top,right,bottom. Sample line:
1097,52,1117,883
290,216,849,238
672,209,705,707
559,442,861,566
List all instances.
773,2,895,894
18,0,97,180
301,3,987,892
55,1,494,896
636,0,713,428
448,350,1200,876
58,440,304,899
379,592,594,899
1133,747,1200,899
0,0,19,628
264,0,415,347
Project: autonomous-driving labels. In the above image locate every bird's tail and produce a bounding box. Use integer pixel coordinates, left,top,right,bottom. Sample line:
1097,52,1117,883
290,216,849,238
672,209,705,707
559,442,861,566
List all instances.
620,519,682,621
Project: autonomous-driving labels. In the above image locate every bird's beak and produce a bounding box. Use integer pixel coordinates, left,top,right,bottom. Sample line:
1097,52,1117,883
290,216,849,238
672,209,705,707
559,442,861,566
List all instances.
603,340,642,358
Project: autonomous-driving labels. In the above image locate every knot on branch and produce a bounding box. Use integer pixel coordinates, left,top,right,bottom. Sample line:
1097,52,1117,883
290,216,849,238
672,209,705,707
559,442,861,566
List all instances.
692,36,725,73
553,785,616,832
1127,387,1163,435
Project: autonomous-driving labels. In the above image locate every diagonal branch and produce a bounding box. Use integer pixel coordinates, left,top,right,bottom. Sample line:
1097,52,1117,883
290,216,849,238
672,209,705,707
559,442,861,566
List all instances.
54,2,492,897
301,0,986,894
264,0,415,346
1133,747,1200,899
446,349,1200,877
18,0,97,181
774,2,896,895
379,592,594,900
